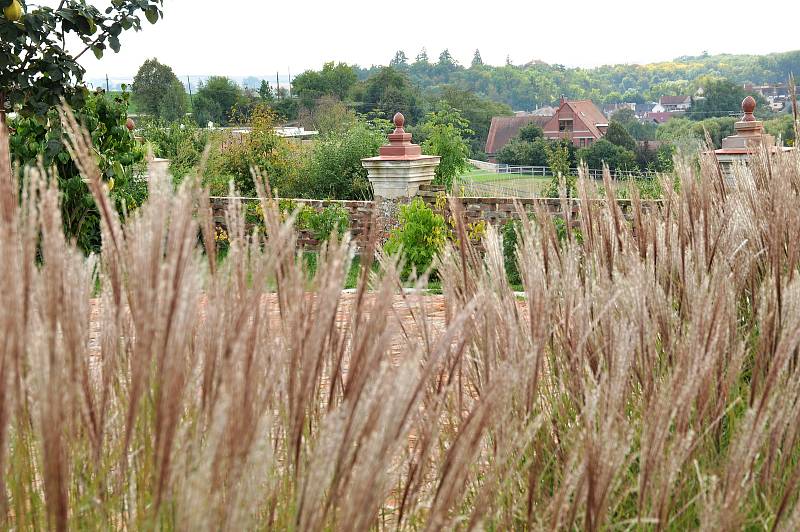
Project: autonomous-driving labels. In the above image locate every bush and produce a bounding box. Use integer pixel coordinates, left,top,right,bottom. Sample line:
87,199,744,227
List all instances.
207,106,304,197
140,119,209,181
502,220,521,285
300,119,387,200
576,138,638,172
419,105,472,189
384,198,447,278
298,204,350,242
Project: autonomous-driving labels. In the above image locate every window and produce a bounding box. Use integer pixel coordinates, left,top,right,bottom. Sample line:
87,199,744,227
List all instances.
579,138,586,147
558,119,573,133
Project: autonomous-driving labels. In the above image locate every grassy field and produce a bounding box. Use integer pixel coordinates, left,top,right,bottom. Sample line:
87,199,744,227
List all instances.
457,167,552,197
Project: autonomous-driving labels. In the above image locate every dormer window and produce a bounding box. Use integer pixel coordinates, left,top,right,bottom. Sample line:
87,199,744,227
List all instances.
559,119,573,133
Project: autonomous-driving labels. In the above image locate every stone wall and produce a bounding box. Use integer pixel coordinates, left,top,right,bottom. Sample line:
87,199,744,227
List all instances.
210,197,404,249
210,194,661,250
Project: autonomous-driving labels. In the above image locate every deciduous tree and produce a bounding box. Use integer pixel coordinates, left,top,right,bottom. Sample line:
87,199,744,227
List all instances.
132,58,187,121
193,76,242,126
0,0,163,121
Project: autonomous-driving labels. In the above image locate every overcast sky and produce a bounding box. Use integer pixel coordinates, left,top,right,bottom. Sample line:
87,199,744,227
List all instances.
79,0,799,79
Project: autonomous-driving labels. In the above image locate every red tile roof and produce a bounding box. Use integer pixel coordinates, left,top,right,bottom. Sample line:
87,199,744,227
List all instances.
485,114,553,155
565,100,608,138
542,100,608,140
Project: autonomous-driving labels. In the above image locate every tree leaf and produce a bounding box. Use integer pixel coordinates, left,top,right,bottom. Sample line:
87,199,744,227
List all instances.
144,6,158,24
92,46,104,59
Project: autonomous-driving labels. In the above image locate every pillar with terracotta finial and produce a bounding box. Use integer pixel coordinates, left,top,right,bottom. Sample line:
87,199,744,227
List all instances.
713,96,793,178
361,112,440,199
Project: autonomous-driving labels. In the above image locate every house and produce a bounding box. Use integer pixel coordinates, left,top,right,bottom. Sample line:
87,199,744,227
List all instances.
602,102,636,118
635,103,655,118
743,83,799,113
652,95,692,113
542,98,608,148
484,113,553,162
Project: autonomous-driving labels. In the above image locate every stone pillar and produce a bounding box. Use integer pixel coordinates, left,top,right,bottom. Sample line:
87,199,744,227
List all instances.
714,96,792,178
362,112,440,199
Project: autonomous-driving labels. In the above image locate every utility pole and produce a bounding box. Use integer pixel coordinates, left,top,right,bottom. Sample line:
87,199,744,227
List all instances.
288,68,291,97
276,72,280,98
105,74,110,92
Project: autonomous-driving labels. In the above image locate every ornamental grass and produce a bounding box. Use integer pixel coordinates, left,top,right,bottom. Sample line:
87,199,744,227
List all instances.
2,111,800,530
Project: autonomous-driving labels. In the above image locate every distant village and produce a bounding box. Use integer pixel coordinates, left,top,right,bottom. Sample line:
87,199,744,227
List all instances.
485,82,798,162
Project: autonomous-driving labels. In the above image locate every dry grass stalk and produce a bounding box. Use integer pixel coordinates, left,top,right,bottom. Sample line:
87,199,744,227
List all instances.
2,111,800,530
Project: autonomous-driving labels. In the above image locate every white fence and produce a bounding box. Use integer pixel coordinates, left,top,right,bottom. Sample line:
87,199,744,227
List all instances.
471,161,657,180
460,162,660,198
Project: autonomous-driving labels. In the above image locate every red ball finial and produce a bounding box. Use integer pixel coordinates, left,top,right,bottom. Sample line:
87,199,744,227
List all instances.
125,117,135,131
393,112,405,129
741,96,756,121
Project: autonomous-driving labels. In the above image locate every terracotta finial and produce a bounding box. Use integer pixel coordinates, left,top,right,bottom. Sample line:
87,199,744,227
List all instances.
393,112,405,131
741,96,756,122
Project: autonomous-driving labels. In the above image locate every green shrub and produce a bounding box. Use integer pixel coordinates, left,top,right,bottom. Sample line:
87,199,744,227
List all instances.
300,119,387,200
384,198,447,278
502,220,522,285
298,204,350,243
140,119,209,181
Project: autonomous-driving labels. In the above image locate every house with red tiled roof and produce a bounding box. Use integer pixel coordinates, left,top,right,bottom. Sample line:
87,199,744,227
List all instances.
485,114,553,162
542,98,608,148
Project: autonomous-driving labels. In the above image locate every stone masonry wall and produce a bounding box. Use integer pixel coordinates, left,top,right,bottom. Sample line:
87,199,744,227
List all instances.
210,193,661,250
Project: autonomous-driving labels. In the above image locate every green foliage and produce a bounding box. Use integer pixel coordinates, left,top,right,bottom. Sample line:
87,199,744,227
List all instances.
271,96,299,121
498,135,577,169
611,108,657,141
420,105,472,189
471,49,483,68
8,90,144,252
497,138,550,166
301,118,387,200
207,106,301,196
656,116,737,148
358,66,422,122
0,0,163,120
292,62,358,109
544,143,576,198
300,95,357,135
140,119,208,180
764,113,796,146
577,139,638,172
193,76,242,126
605,121,636,151
502,220,521,285
298,204,350,242
690,76,770,120
258,80,273,102
434,86,512,157
384,198,448,278
131,58,187,121
518,123,544,142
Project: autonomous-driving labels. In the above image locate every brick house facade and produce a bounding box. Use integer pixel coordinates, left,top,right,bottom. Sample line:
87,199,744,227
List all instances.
542,98,608,148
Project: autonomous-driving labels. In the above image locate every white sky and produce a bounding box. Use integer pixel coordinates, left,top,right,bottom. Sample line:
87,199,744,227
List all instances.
79,0,798,79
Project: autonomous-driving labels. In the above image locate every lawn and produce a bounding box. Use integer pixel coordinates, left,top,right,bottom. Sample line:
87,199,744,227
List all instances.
456,167,552,197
